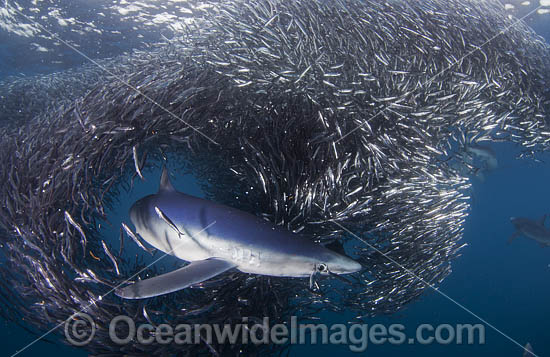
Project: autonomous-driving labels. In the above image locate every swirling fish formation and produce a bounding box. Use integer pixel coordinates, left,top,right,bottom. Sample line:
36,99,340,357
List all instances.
0,0,549,355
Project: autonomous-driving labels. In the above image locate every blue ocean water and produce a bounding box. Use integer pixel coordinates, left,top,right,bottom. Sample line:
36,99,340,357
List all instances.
1,1,550,356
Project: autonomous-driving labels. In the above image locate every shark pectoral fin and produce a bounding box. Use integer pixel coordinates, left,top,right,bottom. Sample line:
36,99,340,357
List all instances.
115,258,236,299
507,231,520,244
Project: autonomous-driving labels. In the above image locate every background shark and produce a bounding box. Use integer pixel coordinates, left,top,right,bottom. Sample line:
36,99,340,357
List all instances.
523,342,535,357
508,215,550,247
116,168,362,299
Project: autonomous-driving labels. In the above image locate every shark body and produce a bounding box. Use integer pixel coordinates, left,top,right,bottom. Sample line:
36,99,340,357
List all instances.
464,144,498,171
116,168,361,299
508,215,550,247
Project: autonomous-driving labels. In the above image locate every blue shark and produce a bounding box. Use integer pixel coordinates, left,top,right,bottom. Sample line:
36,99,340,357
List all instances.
447,143,498,182
508,215,550,247
116,168,362,299
464,143,498,171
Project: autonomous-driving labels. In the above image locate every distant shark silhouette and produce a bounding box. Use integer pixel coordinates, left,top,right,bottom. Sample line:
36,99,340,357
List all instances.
116,168,361,299
508,215,550,247
523,342,535,357
464,143,498,171
448,143,498,182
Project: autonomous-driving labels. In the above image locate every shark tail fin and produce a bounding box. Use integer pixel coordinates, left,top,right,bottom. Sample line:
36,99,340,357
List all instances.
115,258,236,299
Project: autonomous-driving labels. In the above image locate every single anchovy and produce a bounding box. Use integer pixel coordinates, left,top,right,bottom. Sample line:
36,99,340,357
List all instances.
154,206,185,238
142,305,155,327
133,145,145,181
121,222,154,255
64,211,87,256
118,227,125,259
101,240,120,276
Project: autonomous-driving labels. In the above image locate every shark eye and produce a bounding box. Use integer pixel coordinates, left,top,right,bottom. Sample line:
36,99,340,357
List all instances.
317,263,328,273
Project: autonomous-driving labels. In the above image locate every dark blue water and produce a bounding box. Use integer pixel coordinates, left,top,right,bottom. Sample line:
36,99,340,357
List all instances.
2,2,550,357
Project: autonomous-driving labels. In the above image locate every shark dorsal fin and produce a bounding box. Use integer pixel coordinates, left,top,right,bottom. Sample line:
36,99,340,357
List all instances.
540,214,547,227
159,167,176,193
324,240,347,256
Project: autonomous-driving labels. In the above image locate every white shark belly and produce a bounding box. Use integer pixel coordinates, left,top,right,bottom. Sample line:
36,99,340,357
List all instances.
137,226,211,262
527,234,550,245
198,235,315,277
136,223,312,276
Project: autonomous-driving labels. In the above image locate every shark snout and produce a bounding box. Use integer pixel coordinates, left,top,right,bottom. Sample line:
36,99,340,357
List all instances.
326,255,362,275
509,216,524,229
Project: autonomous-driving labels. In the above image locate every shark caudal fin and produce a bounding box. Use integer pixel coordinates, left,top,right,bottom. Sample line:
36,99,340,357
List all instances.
115,258,236,299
